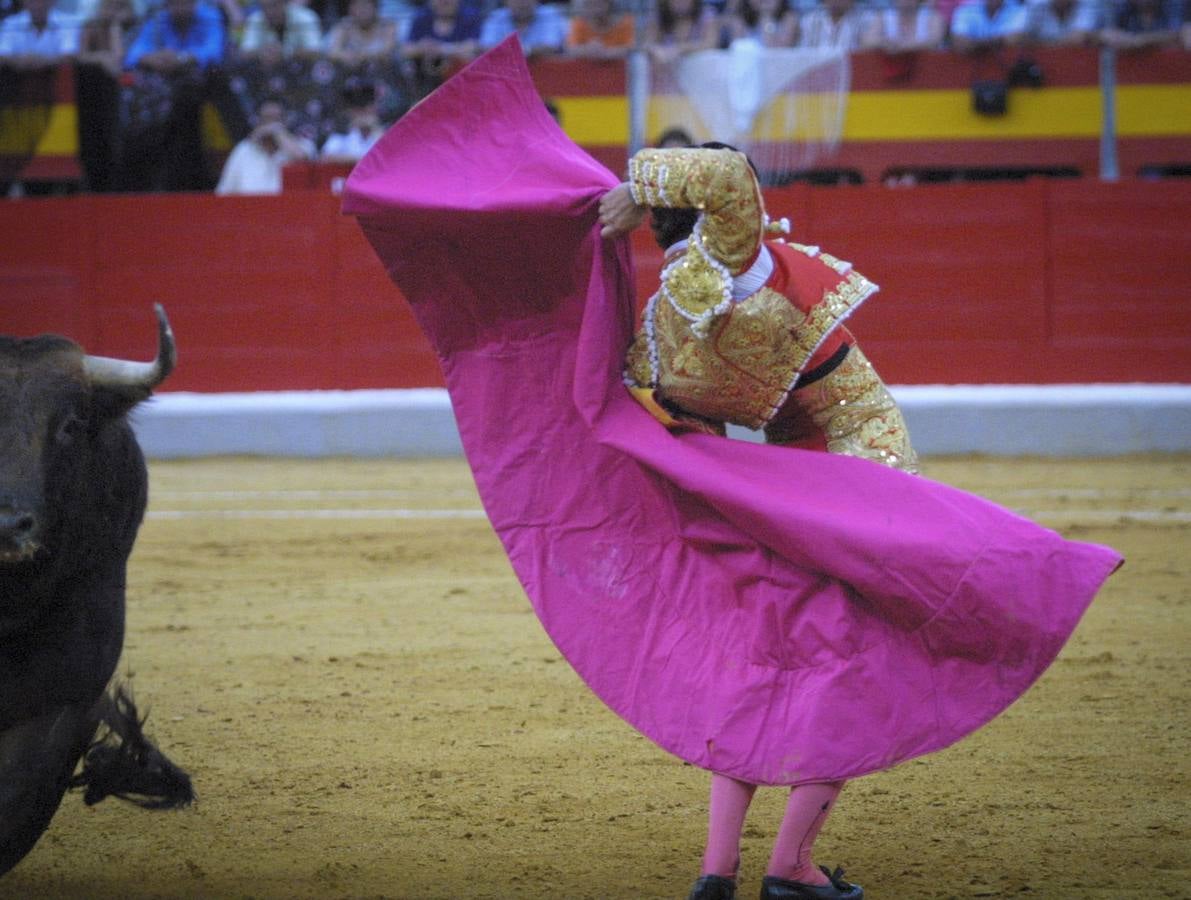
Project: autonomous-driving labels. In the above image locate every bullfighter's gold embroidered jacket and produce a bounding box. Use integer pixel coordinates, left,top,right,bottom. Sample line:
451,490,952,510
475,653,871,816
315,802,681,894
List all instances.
623,147,918,473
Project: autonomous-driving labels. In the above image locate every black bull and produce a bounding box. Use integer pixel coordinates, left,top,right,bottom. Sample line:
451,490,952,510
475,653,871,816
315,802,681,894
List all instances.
0,305,193,876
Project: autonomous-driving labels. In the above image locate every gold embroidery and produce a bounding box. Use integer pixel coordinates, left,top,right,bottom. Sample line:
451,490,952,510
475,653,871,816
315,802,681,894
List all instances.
779,270,876,379
622,158,903,462
767,347,919,473
816,251,852,276
649,288,804,429
629,147,764,270
633,151,758,333
637,264,880,430
624,329,652,388
664,251,728,322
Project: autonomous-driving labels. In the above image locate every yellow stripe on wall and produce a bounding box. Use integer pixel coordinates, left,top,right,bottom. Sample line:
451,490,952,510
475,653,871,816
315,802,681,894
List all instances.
0,103,76,155
844,84,1191,141
34,103,77,154
6,83,1188,160
556,84,1191,145
845,87,1101,140
201,102,233,152
1116,85,1191,136
554,96,630,144
3,100,232,157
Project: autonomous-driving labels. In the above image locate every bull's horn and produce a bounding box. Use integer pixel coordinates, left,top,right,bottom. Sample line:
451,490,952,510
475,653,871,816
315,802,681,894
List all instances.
82,304,176,391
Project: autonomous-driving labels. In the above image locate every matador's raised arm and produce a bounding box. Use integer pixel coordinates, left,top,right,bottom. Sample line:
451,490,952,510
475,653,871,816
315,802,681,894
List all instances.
627,147,766,275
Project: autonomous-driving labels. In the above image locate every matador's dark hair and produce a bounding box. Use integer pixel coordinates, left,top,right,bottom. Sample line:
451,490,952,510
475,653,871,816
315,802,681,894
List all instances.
649,141,759,250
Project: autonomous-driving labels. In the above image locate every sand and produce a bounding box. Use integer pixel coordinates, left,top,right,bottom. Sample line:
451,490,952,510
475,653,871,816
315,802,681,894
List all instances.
4,455,1188,900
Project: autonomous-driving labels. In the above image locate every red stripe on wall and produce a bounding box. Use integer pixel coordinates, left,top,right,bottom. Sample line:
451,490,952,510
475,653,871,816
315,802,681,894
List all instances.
817,136,1191,181
2,181,1189,389
849,47,1191,91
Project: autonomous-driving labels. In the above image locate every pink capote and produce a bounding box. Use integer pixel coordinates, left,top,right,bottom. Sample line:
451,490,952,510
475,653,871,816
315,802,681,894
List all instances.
343,38,1122,786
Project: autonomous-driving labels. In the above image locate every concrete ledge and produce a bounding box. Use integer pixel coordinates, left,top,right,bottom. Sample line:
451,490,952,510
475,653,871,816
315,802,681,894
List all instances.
132,384,1191,458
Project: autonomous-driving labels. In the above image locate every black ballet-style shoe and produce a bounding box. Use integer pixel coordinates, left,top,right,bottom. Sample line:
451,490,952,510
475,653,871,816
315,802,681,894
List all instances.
687,873,738,900
759,866,863,900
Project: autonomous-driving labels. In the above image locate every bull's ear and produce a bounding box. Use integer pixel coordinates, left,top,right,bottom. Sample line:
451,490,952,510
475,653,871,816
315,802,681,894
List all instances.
90,382,156,420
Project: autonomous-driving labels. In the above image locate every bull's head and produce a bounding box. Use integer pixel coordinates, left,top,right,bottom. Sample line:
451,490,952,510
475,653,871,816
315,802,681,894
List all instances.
0,305,175,566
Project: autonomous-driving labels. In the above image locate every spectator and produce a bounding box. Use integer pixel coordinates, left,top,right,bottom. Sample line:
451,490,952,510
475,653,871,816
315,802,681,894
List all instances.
124,0,224,70
565,0,634,58
378,0,418,40
78,0,135,74
238,0,323,62
724,0,798,46
326,0,397,66
861,0,946,51
1026,0,1099,45
0,0,81,69
215,97,315,193
798,0,869,49
949,0,1029,52
478,0,567,55
75,0,137,191
933,0,965,34
212,0,246,32
118,0,227,191
306,0,349,29
1100,0,1181,49
646,0,718,63
403,0,480,91
321,77,383,160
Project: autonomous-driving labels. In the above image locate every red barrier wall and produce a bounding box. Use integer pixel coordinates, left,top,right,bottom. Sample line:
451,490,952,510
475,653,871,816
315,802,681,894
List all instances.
2,179,1189,389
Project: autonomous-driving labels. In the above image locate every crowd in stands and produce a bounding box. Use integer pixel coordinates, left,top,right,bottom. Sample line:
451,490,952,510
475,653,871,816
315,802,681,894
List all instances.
0,0,1188,193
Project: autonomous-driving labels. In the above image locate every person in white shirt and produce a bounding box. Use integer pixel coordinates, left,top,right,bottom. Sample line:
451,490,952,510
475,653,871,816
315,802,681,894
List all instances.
215,99,315,195
238,0,323,63
320,79,384,162
798,0,869,50
0,0,80,68
861,0,946,51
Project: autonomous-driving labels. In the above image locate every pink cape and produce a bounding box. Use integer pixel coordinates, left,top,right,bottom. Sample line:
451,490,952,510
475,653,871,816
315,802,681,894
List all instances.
342,39,1122,786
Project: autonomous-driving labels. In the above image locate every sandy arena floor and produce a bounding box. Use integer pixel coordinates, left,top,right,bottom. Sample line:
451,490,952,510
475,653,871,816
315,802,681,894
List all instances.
3,455,1188,900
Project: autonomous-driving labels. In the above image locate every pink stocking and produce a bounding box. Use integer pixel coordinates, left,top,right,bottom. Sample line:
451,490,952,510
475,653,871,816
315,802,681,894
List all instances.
765,780,845,885
701,773,758,878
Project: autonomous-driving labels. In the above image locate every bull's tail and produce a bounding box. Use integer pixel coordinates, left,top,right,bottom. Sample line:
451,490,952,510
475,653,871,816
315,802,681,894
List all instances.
70,686,195,810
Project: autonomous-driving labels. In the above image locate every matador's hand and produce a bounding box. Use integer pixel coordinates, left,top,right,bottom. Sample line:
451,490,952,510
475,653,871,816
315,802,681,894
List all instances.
599,182,647,239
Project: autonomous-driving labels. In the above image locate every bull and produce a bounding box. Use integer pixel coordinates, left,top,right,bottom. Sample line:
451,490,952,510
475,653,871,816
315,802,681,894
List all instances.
0,304,194,877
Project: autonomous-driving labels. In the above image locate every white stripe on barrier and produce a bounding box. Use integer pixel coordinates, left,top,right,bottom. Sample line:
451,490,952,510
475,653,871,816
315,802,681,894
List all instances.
1017,510,1191,524
144,506,1189,524
147,508,488,520
148,486,1190,502
992,488,1191,499
131,385,1191,457
153,489,478,500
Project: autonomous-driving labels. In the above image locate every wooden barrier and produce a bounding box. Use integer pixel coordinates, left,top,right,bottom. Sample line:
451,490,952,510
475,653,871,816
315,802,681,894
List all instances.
1,178,1189,390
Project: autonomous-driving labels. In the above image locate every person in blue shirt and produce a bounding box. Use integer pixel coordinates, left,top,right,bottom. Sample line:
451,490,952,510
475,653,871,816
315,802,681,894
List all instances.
479,0,567,55
1100,0,1183,49
949,0,1028,51
124,0,225,72
405,0,483,92
117,0,229,191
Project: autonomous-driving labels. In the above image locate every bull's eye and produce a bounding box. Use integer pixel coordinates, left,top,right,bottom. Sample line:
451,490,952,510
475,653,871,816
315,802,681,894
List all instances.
56,412,85,446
